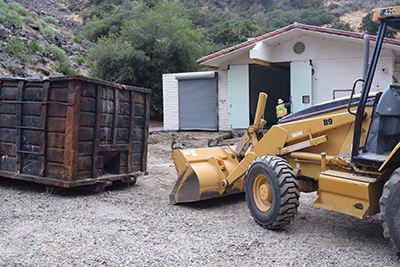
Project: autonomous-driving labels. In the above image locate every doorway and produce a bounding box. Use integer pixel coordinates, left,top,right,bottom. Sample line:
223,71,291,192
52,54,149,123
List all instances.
249,63,291,127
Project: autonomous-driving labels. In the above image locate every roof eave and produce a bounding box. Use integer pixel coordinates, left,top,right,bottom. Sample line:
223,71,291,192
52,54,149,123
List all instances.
197,23,400,67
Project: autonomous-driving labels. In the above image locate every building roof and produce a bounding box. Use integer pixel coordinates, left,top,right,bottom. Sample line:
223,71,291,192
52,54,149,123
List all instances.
197,22,400,65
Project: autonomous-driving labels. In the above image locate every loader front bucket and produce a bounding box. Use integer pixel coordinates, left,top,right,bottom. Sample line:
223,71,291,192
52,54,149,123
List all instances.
170,145,243,204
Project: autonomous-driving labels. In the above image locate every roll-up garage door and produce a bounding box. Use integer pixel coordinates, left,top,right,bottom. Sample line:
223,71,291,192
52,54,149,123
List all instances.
176,71,218,131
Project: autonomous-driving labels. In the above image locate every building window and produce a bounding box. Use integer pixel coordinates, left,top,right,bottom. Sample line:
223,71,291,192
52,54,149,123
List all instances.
302,95,310,103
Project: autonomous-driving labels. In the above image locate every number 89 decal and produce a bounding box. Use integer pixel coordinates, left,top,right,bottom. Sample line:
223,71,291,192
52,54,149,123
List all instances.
323,118,333,126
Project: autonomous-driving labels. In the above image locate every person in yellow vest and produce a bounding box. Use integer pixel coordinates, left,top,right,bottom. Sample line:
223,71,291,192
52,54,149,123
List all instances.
276,96,292,118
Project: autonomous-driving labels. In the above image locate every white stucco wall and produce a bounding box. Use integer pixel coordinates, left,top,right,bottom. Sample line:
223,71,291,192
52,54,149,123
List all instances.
250,32,396,105
164,29,400,131
162,73,179,131
311,51,394,104
217,70,230,131
163,71,230,131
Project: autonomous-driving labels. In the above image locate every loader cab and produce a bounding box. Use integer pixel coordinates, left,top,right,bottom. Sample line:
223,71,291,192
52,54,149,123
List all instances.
351,7,400,167
359,85,400,166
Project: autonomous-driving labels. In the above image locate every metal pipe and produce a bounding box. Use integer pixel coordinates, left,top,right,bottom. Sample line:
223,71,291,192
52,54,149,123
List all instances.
363,34,370,81
290,152,334,162
352,20,387,160
253,92,268,127
321,152,327,171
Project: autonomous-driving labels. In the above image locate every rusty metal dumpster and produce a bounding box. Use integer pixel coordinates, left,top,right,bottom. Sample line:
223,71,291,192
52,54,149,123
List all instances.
0,75,151,190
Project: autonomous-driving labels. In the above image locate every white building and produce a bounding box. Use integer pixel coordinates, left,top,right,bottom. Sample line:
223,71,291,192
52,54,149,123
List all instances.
163,23,400,131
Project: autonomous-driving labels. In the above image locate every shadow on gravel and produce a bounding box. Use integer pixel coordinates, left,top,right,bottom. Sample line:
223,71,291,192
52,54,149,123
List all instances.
182,192,246,209
0,177,44,193
0,176,135,197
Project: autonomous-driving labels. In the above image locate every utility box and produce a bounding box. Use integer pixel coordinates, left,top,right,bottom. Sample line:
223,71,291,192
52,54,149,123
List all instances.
0,75,151,190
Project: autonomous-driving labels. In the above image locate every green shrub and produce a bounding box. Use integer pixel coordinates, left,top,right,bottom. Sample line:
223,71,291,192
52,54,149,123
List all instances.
44,16,58,26
7,2,27,16
83,12,127,42
298,9,336,26
72,28,81,36
0,7,7,16
0,0,6,9
15,6,27,16
330,20,352,31
44,26,56,37
6,2,20,10
73,35,84,43
76,56,85,65
330,8,345,18
6,10,22,27
0,14,5,23
36,20,48,32
22,17,34,24
29,40,43,53
48,45,68,61
55,62,78,75
83,17,107,42
328,3,339,10
7,37,28,60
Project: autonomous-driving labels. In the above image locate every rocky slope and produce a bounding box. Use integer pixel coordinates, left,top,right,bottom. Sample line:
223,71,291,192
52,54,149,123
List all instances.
0,0,395,79
0,0,90,78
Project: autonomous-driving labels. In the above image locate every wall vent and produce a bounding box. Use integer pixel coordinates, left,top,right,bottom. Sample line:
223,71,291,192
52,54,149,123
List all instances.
293,42,305,54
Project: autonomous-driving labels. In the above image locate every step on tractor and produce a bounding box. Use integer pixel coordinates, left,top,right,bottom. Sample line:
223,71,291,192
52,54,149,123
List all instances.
170,7,400,255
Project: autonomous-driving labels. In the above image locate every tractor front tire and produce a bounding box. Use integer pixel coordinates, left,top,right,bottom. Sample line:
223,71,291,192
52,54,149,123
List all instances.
380,167,400,256
245,156,300,229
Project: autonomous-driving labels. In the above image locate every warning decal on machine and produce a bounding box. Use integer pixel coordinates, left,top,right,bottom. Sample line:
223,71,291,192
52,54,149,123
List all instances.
292,131,303,138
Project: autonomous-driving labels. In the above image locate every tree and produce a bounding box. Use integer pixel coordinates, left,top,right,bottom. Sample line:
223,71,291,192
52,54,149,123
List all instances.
264,9,298,31
83,11,129,42
284,0,308,9
298,9,336,26
307,0,325,9
358,12,397,38
215,18,261,45
87,1,210,120
330,20,352,31
87,36,149,84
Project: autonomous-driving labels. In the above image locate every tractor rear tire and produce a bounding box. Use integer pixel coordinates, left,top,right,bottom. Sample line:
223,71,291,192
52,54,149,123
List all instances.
245,156,300,229
380,167,400,256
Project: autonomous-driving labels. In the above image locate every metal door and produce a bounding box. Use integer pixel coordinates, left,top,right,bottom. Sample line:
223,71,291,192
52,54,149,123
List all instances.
229,65,249,128
178,72,218,131
291,61,312,112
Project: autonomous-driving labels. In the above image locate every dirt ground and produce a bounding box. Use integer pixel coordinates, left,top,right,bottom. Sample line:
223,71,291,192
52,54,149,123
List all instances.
1,129,400,266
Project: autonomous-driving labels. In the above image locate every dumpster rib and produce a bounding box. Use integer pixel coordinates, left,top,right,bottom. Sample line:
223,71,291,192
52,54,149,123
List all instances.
142,93,150,172
128,91,136,174
92,84,102,178
62,80,81,183
39,81,50,177
15,81,24,174
112,89,119,146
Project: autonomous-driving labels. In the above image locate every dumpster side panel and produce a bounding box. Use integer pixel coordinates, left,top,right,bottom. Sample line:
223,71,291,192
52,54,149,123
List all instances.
129,92,150,173
0,80,50,177
77,81,96,180
0,75,151,189
45,81,69,182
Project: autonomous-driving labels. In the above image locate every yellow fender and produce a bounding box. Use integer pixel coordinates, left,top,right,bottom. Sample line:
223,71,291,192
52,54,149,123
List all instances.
379,142,400,171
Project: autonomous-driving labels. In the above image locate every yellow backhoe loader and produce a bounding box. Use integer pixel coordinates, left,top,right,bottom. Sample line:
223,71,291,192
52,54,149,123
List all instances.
171,7,400,255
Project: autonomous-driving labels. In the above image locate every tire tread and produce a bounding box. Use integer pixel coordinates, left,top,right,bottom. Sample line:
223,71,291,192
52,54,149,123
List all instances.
380,169,400,255
247,155,300,229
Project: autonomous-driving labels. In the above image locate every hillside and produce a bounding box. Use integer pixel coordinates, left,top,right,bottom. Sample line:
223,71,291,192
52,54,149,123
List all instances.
0,0,398,79
0,0,89,78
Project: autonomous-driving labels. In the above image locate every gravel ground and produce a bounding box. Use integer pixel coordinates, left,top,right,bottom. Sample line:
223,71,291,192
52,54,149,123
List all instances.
1,131,400,266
